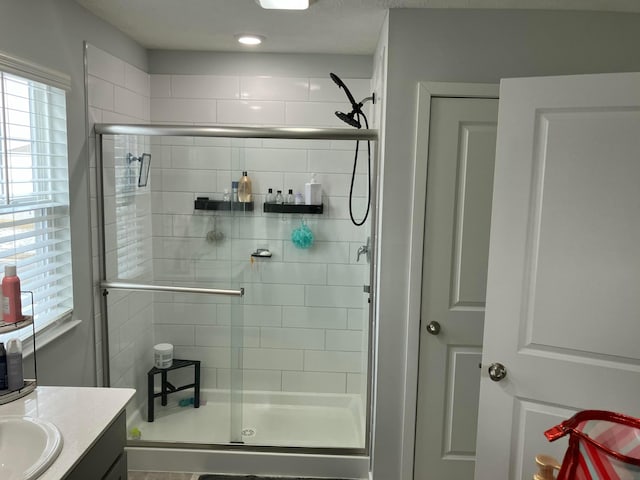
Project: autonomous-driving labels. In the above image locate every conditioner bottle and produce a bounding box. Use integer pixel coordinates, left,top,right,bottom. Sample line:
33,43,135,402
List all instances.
6,338,23,391
0,342,7,391
305,173,322,205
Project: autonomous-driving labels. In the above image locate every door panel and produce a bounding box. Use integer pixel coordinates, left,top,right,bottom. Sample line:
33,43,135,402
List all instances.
511,401,572,479
414,97,498,480
451,122,496,308
444,346,483,456
527,111,640,357
475,72,640,480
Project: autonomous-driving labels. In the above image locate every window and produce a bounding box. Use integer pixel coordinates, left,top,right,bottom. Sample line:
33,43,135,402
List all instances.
0,69,72,331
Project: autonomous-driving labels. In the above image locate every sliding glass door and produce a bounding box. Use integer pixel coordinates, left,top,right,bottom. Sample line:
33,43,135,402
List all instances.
98,129,375,452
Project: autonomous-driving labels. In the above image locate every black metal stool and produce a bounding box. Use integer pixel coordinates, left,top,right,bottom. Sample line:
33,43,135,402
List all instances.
147,358,201,422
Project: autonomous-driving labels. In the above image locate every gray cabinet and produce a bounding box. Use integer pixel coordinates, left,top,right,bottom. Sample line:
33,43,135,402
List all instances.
103,451,127,480
64,410,127,480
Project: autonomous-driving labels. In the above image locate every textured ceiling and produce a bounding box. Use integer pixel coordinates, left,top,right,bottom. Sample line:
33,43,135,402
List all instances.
74,0,640,54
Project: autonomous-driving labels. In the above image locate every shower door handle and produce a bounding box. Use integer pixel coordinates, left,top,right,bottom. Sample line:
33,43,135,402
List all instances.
101,281,244,297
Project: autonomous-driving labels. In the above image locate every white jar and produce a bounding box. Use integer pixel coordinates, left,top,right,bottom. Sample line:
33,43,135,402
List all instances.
154,343,173,369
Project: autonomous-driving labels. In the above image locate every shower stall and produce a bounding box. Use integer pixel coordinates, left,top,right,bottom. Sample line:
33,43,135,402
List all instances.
94,123,378,478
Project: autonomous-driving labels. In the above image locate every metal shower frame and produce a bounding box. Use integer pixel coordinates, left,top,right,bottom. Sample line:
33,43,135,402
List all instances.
93,123,379,456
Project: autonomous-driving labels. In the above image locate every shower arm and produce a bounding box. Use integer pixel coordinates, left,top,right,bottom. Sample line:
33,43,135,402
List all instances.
349,94,376,119
358,94,375,107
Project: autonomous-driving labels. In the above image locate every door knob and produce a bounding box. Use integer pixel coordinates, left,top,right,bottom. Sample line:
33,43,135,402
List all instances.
488,363,507,382
426,321,441,335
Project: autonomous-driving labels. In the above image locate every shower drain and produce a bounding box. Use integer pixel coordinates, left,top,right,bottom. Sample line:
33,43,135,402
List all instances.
241,427,256,437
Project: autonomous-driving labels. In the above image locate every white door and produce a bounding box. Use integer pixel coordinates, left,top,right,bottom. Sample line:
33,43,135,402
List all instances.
414,96,498,479
475,72,640,480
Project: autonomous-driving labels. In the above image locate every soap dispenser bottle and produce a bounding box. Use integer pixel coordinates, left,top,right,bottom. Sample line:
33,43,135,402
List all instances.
6,338,23,391
238,171,252,203
305,173,322,205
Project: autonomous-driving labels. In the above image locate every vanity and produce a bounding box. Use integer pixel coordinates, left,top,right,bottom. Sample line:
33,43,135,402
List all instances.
0,386,134,480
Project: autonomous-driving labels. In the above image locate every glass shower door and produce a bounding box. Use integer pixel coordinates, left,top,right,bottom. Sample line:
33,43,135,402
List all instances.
229,137,373,450
97,128,376,453
100,133,243,446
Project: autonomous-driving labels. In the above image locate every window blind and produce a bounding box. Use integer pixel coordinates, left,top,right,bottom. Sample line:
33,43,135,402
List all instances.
0,71,73,329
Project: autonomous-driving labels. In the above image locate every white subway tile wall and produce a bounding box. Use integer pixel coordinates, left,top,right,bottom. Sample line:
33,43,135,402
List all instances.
149,71,373,400
87,44,153,419
88,44,373,421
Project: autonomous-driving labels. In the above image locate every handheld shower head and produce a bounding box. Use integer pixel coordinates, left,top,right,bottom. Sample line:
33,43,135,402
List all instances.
329,72,343,87
330,72,358,108
330,72,376,129
330,72,372,227
335,110,361,129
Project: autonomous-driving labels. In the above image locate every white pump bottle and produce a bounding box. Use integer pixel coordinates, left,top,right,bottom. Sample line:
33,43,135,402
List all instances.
305,173,322,205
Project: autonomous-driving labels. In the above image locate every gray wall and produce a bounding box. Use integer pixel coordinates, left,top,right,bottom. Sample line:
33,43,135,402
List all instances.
0,0,147,386
374,8,640,480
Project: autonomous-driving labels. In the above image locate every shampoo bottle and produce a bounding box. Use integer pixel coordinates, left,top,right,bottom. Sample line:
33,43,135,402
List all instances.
6,338,23,391
0,342,7,391
2,265,22,323
238,171,252,203
305,173,322,205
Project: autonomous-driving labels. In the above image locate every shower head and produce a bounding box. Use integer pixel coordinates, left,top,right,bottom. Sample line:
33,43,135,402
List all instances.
330,72,358,109
330,72,376,129
335,110,361,129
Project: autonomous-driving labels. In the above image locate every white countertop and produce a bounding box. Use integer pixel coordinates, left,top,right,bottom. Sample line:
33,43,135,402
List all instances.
0,386,135,480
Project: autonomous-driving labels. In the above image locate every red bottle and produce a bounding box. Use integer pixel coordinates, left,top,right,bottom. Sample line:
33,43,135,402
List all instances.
2,265,22,323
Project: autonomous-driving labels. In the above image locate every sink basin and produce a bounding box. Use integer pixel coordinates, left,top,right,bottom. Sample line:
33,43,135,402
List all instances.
0,416,63,480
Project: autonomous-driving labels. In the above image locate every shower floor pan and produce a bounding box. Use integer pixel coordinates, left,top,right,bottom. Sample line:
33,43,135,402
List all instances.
127,389,365,449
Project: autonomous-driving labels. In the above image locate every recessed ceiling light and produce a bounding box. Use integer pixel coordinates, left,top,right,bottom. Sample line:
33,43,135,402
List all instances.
257,0,310,10
236,34,264,46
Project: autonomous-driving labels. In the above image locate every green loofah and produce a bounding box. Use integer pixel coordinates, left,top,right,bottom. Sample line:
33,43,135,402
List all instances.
291,222,314,249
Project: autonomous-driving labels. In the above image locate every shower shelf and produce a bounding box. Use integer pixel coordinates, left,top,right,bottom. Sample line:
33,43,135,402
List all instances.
0,291,37,406
0,315,33,334
263,203,323,214
194,197,254,211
